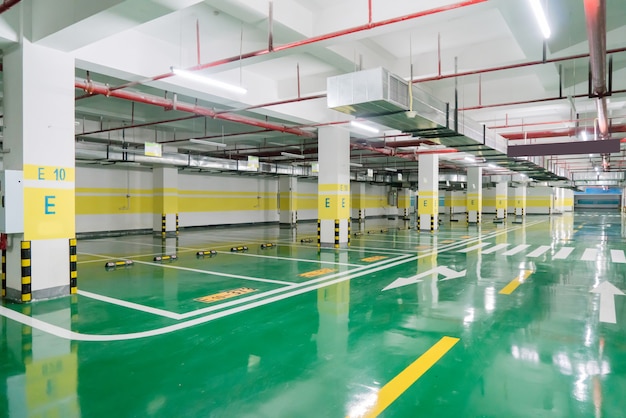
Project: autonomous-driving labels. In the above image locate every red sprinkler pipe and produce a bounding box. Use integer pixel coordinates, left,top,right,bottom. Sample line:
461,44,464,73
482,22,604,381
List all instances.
76,80,315,138
99,0,487,95
502,122,626,140
459,88,626,111
414,46,626,84
77,114,202,136
0,0,21,14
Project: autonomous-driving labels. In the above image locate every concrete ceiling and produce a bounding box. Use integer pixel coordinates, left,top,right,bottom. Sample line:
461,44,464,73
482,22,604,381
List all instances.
2,0,626,185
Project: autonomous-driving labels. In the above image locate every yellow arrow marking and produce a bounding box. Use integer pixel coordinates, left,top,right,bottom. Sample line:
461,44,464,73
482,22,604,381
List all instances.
499,270,533,295
355,336,460,418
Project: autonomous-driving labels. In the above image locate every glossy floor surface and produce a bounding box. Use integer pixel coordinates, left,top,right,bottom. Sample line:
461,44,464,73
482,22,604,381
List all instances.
2,212,626,417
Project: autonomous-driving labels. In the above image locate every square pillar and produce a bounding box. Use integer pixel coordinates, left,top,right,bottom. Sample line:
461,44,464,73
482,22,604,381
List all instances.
418,154,438,231
467,167,483,224
514,186,527,216
495,181,508,219
351,182,366,222
153,167,178,237
318,127,350,248
2,40,75,302
279,176,298,228
398,188,411,220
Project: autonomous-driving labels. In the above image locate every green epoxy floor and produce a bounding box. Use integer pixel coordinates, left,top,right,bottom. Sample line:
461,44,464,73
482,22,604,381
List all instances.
3,212,626,417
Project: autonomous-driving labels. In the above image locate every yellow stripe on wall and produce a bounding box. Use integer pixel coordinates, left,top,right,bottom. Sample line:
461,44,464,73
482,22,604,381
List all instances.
76,195,153,215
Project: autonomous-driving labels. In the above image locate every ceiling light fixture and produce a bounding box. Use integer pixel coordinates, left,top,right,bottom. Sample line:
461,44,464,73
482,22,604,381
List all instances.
351,121,379,134
528,0,551,39
384,167,398,172
350,162,364,167
269,141,299,149
171,68,247,95
190,138,227,148
281,152,305,159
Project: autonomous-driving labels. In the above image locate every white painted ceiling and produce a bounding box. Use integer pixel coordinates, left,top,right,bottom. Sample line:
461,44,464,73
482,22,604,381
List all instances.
2,0,626,185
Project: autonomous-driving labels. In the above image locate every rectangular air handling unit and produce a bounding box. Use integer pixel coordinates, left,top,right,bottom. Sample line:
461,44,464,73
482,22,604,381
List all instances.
327,68,568,182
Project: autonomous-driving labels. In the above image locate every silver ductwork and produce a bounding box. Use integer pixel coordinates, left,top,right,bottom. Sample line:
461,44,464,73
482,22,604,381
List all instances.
75,142,317,177
584,0,610,139
327,67,569,182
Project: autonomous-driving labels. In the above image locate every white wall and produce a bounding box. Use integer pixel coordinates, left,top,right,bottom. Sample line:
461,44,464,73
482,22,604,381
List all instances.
76,165,153,233
527,186,553,214
76,166,409,234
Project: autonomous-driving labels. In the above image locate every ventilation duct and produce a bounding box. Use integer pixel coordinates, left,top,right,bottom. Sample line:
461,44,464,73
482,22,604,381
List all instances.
327,67,570,182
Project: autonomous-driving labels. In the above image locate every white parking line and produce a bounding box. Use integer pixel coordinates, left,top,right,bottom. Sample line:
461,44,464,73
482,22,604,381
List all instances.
131,260,296,286
0,220,545,341
78,290,182,320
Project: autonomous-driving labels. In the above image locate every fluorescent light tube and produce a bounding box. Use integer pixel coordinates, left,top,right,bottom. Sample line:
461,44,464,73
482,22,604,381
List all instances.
190,138,227,148
172,68,247,95
281,152,305,159
384,167,397,172
350,162,363,167
269,141,299,149
351,121,379,134
529,0,551,39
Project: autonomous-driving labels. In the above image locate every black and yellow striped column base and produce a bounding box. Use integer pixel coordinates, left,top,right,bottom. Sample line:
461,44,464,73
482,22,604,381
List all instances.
1,248,6,298
317,219,321,247
21,241,31,303
70,238,78,294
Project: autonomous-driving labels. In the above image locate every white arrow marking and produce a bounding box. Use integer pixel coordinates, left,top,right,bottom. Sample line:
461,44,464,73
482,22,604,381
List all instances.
590,281,625,324
382,266,466,291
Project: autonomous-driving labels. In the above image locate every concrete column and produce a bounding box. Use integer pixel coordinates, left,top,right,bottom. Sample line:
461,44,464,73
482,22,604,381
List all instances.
318,127,350,248
2,40,75,302
279,176,298,228
467,167,483,224
495,182,508,219
398,188,411,220
153,167,178,237
417,154,438,231
514,186,527,216
351,182,366,222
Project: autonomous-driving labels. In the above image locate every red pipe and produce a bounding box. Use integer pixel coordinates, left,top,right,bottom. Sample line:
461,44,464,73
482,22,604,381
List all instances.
77,114,201,136
384,139,439,148
488,117,598,130
76,80,315,138
502,122,626,140
460,88,626,111
213,93,326,115
99,0,487,95
414,46,626,84
0,0,21,14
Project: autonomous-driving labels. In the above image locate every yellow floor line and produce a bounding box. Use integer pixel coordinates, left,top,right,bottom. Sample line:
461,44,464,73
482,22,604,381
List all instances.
360,336,460,418
499,270,533,295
